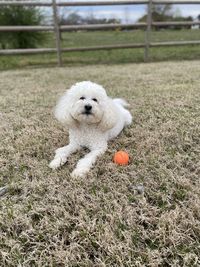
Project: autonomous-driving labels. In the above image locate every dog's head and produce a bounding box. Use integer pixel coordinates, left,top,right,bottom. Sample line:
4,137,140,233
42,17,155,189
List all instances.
54,81,117,131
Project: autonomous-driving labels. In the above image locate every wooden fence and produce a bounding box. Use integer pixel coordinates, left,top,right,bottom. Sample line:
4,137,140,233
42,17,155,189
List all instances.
0,0,200,66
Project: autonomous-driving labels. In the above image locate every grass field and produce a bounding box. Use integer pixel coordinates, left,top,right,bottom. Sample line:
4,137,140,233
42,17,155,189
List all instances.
1,29,200,70
0,60,200,266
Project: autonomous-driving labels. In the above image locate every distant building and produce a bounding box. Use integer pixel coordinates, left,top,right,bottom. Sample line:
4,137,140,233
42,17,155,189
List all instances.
191,19,199,29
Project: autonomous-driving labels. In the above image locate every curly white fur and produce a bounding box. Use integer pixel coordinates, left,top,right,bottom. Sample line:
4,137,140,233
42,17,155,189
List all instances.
49,81,132,178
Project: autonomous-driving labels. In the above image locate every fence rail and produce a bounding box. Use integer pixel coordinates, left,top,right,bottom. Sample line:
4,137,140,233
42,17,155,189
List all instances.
0,1,149,6
0,0,200,65
1,0,200,6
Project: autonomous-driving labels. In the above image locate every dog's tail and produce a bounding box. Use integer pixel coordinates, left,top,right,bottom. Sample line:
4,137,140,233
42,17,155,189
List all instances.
113,98,129,107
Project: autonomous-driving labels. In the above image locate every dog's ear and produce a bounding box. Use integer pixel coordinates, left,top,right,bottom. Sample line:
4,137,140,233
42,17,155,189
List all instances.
99,98,118,132
54,90,75,128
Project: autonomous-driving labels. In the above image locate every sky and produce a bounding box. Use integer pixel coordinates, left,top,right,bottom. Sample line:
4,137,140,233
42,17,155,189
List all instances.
66,5,200,23
43,2,200,23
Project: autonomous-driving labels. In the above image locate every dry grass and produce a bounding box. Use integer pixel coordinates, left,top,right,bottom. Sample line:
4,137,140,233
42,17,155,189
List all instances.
0,61,200,267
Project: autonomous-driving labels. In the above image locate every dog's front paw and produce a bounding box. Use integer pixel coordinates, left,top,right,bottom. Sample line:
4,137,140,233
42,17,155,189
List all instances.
55,146,68,155
49,156,66,170
71,168,88,178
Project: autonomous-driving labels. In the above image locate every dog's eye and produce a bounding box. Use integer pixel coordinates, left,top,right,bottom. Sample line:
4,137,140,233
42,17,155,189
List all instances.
92,98,98,102
80,96,85,100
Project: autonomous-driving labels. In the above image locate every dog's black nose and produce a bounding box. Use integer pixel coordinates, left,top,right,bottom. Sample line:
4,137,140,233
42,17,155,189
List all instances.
84,104,92,111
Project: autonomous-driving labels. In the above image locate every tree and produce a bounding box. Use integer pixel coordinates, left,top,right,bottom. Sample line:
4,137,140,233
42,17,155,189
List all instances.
60,12,84,25
59,11,121,27
0,6,45,49
137,4,174,25
138,4,193,30
83,16,121,25
151,4,173,21
198,14,200,29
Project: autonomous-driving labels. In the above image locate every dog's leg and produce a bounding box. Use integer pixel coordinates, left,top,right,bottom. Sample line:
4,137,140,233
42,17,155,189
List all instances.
71,146,107,178
49,143,79,170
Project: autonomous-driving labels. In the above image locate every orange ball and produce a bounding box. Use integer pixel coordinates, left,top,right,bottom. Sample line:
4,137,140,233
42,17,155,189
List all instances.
113,151,129,165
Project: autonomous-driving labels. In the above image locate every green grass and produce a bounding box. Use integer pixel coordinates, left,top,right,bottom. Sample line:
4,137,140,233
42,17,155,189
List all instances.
0,60,200,266
0,29,200,70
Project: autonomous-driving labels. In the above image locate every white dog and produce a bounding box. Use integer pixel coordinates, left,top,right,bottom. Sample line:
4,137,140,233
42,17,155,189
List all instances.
49,81,132,178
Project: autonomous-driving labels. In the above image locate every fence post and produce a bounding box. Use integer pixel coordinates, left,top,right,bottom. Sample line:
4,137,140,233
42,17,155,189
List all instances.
144,0,152,62
52,0,62,66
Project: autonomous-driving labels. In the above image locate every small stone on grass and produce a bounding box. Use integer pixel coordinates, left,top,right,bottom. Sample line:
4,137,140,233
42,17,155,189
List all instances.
0,187,8,197
128,184,144,195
